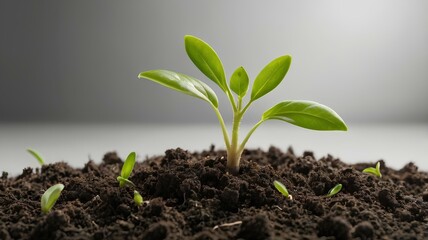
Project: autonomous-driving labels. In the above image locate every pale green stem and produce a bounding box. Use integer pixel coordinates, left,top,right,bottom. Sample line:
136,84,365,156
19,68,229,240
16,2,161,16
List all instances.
212,106,231,149
225,88,238,112
226,111,243,174
238,120,265,154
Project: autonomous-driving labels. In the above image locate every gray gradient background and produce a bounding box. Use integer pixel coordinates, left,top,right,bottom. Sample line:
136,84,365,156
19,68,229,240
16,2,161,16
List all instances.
1,0,427,124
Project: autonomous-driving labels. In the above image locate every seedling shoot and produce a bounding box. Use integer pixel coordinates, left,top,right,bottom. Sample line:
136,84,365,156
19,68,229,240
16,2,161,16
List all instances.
117,152,136,187
273,180,292,200
138,35,348,174
41,183,64,214
134,190,143,206
27,148,45,166
326,184,342,198
363,162,382,178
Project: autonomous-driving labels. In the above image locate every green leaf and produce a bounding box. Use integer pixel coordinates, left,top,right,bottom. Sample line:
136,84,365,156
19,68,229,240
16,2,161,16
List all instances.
251,55,292,101
27,148,45,166
138,70,219,107
41,183,64,213
262,100,348,131
363,162,382,178
230,66,249,98
117,176,135,188
273,180,290,198
184,35,227,92
121,152,136,180
326,184,342,197
134,190,143,206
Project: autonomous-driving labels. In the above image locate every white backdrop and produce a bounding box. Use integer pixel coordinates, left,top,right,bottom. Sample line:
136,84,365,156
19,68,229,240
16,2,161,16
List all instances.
1,0,427,124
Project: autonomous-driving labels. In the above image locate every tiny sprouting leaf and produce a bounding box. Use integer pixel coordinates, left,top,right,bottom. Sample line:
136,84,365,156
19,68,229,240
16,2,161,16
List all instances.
138,70,219,108
41,183,64,214
134,190,143,206
117,176,135,188
184,35,228,92
262,100,348,131
274,180,290,199
251,55,292,101
326,184,342,197
230,66,249,98
27,148,45,166
121,152,136,179
363,162,382,178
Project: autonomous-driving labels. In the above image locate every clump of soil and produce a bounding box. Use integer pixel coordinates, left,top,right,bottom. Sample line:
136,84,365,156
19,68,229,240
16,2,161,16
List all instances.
1,146,427,239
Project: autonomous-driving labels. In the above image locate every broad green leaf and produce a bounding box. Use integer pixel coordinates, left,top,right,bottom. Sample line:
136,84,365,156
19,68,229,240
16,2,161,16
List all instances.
230,66,249,98
273,180,289,198
27,148,45,165
41,183,64,213
121,152,136,179
138,70,219,107
251,55,292,101
262,100,347,131
326,184,342,197
184,35,227,92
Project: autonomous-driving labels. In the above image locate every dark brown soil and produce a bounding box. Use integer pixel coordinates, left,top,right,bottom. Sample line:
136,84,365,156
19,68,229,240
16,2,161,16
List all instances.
1,146,427,239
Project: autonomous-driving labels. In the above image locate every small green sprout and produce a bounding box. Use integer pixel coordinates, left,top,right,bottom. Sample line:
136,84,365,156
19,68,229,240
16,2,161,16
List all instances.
27,148,45,166
274,180,292,200
138,35,348,174
41,183,64,214
363,161,382,178
326,184,342,197
117,152,136,187
134,190,143,206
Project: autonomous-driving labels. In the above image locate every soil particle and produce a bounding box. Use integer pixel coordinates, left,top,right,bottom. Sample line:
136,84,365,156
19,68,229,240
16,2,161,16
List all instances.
378,188,399,209
317,216,352,240
352,221,374,240
1,146,428,239
236,213,271,240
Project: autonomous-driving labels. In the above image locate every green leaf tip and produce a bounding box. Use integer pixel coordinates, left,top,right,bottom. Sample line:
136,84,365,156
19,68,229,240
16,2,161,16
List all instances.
326,184,342,197
363,161,382,178
118,152,137,187
41,183,64,214
251,55,292,102
274,180,291,199
134,190,143,206
184,35,227,92
230,66,249,98
138,70,219,108
262,100,348,131
27,148,45,166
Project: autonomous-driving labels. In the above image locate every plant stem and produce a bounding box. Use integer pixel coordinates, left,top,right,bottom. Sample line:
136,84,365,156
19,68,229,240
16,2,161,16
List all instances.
238,120,264,154
227,111,243,175
212,106,231,149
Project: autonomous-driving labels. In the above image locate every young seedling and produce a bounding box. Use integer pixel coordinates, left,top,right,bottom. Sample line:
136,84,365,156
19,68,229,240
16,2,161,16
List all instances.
27,148,45,166
363,161,382,178
41,183,64,214
117,152,136,187
274,180,292,200
326,184,342,198
138,35,348,174
134,190,143,206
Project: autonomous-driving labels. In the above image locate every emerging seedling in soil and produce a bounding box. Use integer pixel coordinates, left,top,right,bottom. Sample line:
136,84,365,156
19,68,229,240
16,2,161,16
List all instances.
274,180,292,200
41,183,64,214
138,35,348,174
326,184,342,198
363,161,382,178
134,190,143,206
117,152,136,187
27,148,45,166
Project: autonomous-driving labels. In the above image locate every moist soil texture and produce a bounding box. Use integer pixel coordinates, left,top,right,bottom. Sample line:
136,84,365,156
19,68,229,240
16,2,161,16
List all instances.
1,146,427,240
